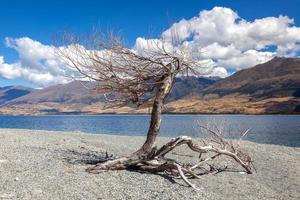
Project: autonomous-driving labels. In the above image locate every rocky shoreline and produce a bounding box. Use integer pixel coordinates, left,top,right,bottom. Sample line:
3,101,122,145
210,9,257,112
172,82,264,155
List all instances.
0,128,299,199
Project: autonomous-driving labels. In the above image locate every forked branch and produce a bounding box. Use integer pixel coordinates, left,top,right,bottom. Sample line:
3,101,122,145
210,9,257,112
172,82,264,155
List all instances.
87,134,254,190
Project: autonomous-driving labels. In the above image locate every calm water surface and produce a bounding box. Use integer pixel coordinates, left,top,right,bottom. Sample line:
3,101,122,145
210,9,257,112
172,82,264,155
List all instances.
0,115,299,147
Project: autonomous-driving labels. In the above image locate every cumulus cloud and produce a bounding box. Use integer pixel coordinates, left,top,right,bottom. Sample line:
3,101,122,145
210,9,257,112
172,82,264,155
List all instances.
200,43,240,60
1,6,300,86
0,37,76,87
134,37,166,54
217,50,275,70
137,6,300,76
0,56,22,79
209,67,229,78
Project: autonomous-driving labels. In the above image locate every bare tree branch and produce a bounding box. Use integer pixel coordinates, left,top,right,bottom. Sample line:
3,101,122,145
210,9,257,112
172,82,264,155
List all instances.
55,29,254,190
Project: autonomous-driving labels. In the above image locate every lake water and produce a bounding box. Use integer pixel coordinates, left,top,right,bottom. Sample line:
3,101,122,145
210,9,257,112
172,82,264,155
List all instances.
0,115,299,147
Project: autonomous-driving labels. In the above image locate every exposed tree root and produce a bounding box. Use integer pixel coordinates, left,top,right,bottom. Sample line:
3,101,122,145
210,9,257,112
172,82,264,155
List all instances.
86,135,254,190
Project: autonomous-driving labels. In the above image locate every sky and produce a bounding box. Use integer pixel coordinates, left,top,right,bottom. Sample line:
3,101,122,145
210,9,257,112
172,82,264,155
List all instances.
0,0,300,88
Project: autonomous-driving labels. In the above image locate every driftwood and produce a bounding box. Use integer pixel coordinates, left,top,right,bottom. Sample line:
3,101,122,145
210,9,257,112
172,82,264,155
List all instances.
86,130,254,190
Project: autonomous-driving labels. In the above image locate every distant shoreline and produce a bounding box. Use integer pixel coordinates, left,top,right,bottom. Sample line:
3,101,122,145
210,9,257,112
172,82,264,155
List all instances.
1,112,300,116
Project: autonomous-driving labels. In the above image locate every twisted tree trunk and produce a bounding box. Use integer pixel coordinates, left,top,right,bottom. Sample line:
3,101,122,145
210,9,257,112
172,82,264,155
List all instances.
139,89,164,153
136,74,173,154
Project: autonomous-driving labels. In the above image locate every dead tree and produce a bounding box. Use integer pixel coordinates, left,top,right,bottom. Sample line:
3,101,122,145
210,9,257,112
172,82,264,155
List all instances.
56,31,254,189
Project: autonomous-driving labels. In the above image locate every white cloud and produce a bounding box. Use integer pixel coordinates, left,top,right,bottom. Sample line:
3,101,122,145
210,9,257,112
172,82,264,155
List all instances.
200,43,240,60
134,37,175,57
217,50,275,70
162,7,300,51
139,6,300,76
0,56,22,79
208,67,229,78
1,6,300,86
0,37,76,87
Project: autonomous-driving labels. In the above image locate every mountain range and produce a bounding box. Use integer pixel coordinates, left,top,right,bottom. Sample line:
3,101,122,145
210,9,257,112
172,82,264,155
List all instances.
0,86,34,105
0,57,299,115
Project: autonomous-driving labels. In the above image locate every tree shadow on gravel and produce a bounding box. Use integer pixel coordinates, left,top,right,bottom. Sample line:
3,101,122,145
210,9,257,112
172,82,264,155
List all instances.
60,149,178,184
59,149,115,165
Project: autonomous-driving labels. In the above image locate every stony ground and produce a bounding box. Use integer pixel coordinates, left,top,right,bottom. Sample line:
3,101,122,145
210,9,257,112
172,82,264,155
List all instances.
0,128,299,200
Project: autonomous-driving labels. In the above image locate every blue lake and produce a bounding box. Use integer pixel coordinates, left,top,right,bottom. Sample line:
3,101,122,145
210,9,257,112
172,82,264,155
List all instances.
0,115,299,147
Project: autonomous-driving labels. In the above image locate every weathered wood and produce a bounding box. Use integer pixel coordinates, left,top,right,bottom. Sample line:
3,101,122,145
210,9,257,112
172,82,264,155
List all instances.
86,135,254,189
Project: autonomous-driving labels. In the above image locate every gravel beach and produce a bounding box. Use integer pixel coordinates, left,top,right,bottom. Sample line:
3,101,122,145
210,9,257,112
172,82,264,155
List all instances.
0,128,299,200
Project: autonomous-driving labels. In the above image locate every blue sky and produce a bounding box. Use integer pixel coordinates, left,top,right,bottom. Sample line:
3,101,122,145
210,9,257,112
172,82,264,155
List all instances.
1,0,300,87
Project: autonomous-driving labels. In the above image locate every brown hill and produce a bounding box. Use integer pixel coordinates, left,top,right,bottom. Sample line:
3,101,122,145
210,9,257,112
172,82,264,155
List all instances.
165,57,300,114
6,81,105,105
0,86,34,105
0,77,218,114
203,57,300,99
0,57,299,114
6,77,218,106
